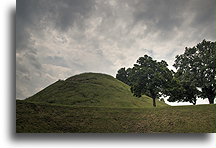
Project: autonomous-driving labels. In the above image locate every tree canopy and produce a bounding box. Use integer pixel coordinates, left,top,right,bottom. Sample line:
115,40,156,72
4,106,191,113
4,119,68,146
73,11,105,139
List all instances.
173,40,216,104
167,72,200,105
117,55,173,107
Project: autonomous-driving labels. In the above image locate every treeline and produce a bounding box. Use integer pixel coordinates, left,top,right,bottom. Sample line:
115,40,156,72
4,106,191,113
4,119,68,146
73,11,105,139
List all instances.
116,40,215,107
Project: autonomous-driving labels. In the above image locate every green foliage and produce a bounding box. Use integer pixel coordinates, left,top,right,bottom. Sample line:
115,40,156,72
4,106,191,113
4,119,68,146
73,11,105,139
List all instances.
167,74,200,105
173,40,216,104
119,55,173,107
26,73,168,108
116,67,131,85
17,100,216,133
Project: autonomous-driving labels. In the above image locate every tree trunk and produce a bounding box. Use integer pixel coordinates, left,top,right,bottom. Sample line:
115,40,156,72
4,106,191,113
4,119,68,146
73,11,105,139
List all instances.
153,98,156,107
192,99,196,105
208,95,215,104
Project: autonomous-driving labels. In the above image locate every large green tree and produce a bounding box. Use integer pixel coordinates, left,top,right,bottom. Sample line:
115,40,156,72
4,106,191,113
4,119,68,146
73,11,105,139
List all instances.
129,55,173,107
167,72,200,105
174,40,216,104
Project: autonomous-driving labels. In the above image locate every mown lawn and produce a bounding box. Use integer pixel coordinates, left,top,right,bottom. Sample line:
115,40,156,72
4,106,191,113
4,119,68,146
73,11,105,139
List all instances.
16,100,216,133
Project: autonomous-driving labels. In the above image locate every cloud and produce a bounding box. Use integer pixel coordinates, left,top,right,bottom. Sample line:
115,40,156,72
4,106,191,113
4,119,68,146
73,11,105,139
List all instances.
16,0,215,99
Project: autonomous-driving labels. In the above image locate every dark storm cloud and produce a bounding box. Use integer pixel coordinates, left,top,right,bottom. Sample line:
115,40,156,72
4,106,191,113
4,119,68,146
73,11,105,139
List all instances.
132,0,185,30
51,0,95,31
130,0,215,40
16,0,42,51
17,0,95,31
16,0,95,51
189,0,215,26
187,0,215,40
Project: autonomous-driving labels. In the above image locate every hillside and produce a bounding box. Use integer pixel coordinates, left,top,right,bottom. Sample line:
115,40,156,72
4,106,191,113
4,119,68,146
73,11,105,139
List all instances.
26,73,167,108
16,101,216,133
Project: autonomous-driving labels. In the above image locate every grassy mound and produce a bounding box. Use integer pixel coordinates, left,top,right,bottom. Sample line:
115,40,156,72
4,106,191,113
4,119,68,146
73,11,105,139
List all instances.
26,73,167,108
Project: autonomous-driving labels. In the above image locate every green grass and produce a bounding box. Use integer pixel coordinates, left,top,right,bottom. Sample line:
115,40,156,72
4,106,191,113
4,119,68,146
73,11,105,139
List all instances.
26,73,167,108
18,73,215,133
16,100,216,133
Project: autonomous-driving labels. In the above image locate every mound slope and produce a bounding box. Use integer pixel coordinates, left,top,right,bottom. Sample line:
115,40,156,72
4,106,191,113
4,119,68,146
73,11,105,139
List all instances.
26,73,167,108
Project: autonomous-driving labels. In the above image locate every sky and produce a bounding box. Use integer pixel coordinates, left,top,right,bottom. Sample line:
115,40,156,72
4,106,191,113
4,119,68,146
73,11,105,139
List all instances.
16,0,215,105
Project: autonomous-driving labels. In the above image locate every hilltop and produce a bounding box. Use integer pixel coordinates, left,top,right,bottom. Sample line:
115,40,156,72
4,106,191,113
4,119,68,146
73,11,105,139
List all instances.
26,73,167,108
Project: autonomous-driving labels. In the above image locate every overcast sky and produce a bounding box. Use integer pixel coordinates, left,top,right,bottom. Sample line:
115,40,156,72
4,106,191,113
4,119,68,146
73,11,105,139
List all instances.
16,0,215,105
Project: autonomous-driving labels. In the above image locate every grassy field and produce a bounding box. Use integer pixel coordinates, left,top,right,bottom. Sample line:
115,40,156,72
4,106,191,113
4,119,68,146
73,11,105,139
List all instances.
16,100,216,133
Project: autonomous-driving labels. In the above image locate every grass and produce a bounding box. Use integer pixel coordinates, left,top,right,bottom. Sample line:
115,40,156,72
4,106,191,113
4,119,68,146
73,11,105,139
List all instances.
16,100,216,133
18,73,215,133
26,73,167,108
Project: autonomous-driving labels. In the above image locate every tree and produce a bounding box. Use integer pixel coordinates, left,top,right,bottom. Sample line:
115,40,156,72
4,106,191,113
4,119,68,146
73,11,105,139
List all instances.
167,72,200,105
174,40,216,104
129,55,173,107
116,67,131,85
